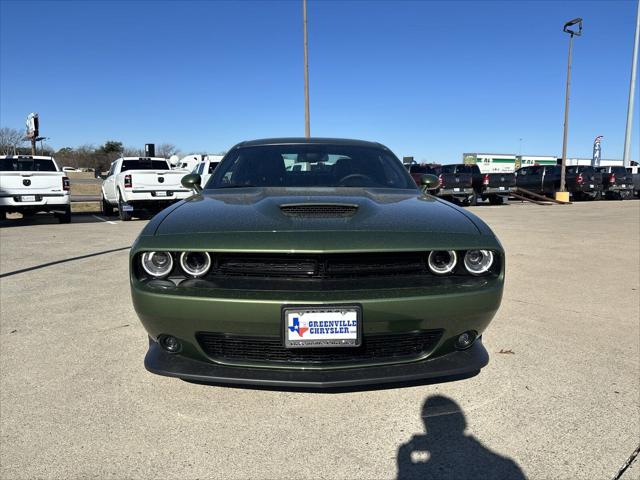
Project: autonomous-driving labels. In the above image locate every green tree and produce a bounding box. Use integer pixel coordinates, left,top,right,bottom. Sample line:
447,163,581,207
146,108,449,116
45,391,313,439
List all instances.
98,141,123,155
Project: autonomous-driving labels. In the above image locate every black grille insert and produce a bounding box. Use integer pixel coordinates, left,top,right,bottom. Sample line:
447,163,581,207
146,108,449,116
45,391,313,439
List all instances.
213,252,428,278
280,203,358,218
196,330,443,365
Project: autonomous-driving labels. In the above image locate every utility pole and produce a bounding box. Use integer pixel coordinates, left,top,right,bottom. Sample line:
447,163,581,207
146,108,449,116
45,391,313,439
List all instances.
559,18,582,199
623,0,639,167
303,0,310,138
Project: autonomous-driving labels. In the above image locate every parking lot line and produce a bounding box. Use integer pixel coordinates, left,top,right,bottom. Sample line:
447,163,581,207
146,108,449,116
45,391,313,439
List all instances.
92,214,117,225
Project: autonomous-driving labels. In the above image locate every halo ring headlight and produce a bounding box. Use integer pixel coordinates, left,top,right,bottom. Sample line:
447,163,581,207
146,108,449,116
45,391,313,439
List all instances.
427,250,457,275
141,251,173,278
179,251,211,278
464,250,494,275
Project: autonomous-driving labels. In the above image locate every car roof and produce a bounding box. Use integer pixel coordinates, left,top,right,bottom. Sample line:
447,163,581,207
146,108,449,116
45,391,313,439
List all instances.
0,155,54,160
233,137,387,149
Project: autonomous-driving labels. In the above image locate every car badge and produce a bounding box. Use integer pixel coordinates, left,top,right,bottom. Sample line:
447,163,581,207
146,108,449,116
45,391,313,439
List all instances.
23,179,31,186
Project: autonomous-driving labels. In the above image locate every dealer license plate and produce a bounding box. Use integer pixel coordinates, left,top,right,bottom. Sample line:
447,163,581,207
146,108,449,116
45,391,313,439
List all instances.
20,195,36,202
283,306,361,348
156,191,167,197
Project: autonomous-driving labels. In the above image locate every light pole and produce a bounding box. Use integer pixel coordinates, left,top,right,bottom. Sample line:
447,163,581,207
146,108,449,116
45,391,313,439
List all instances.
302,0,311,138
623,0,639,167
559,18,582,198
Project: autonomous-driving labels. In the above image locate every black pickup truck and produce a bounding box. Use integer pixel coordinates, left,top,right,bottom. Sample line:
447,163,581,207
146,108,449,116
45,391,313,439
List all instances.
435,165,475,205
515,165,603,200
438,164,515,205
596,166,634,199
628,167,640,198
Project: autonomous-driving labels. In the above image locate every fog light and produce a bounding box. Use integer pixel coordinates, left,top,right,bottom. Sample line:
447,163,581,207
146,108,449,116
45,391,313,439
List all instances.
455,331,476,350
159,335,181,353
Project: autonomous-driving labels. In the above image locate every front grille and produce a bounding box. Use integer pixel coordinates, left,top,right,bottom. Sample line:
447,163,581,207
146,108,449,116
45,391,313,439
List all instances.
213,252,428,279
196,330,443,366
280,203,358,218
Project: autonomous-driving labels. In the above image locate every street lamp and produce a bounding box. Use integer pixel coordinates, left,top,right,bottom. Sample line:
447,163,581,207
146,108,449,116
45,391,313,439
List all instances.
559,17,582,199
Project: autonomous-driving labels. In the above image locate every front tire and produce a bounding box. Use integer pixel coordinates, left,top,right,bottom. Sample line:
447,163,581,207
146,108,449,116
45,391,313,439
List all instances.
118,192,132,221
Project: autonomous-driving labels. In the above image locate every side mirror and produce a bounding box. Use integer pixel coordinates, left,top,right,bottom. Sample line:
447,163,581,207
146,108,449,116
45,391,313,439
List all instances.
420,174,439,190
182,173,203,193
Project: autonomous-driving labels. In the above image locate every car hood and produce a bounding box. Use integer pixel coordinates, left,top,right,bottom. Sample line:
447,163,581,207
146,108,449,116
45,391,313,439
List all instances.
152,188,481,236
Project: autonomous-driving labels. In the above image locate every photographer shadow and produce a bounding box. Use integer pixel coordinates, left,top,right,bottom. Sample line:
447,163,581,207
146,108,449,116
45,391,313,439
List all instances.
397,395,526,480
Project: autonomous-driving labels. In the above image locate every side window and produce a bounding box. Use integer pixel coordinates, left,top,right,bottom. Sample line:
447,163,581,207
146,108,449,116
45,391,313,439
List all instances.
208,162,219,174
107,162,116,176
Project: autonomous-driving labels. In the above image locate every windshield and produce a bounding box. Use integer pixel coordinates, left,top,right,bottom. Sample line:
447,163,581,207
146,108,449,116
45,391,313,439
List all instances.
206,145,416,189
0,157,57,172
121,159,169,171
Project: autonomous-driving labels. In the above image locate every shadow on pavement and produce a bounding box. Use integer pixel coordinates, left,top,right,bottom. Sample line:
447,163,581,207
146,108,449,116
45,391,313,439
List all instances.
397,395,526,480
0,212,113,228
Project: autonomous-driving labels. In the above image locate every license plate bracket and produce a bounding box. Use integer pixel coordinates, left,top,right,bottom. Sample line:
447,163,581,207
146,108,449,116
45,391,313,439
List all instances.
155,191,167,197
20,195,36,202
282,305,362,349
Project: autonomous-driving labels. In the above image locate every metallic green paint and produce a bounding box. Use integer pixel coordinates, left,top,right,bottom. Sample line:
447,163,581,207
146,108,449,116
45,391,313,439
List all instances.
130,186,505,382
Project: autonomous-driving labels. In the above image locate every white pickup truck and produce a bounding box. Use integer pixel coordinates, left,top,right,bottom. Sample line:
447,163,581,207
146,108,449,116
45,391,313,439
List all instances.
0,155,71,223
191,155,223,187
101,157,192,221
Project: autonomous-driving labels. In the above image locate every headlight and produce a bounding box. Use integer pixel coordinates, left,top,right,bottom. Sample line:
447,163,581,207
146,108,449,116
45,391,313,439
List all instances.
141,251,174,278
179,251,211,277
464,250,494,275
427,250,457,275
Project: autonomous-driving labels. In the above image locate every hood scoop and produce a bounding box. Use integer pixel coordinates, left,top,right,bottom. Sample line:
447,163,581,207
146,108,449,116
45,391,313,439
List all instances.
279,203,359,218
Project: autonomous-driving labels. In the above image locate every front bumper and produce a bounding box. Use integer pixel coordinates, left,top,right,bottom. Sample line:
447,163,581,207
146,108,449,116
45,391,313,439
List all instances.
145,335,489,388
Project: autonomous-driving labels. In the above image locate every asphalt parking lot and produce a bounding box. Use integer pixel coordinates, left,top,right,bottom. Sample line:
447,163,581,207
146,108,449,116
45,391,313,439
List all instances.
1,200,638,480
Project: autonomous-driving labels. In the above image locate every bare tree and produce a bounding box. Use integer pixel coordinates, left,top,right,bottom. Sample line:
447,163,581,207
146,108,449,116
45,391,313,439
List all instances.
156,143,179,158
123,146,144,157
0,127,25,155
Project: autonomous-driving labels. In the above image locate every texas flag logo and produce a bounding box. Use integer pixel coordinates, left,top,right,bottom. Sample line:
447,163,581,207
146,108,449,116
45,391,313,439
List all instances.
288,317,309,337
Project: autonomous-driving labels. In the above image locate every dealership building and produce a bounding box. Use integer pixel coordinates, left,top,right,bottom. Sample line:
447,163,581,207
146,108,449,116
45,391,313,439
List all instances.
462,153,629,173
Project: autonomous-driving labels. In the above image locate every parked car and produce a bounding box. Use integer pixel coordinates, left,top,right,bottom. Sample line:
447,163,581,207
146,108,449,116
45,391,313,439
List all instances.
435,164,475,205
515,165,602,200
191,155,223,187
100,157,192,221
0,155,71,223
130,138,505,388
596,166,634,200
627,166,640,198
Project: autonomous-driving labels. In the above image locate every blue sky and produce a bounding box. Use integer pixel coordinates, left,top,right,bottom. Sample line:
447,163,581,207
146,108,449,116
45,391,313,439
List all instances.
1,0,638,162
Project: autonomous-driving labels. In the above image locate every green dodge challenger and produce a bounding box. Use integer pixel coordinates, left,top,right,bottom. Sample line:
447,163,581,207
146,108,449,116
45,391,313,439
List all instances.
130,138,504,388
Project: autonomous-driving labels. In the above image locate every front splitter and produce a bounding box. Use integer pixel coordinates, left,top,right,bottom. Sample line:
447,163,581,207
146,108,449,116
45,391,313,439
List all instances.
144,337,489,389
